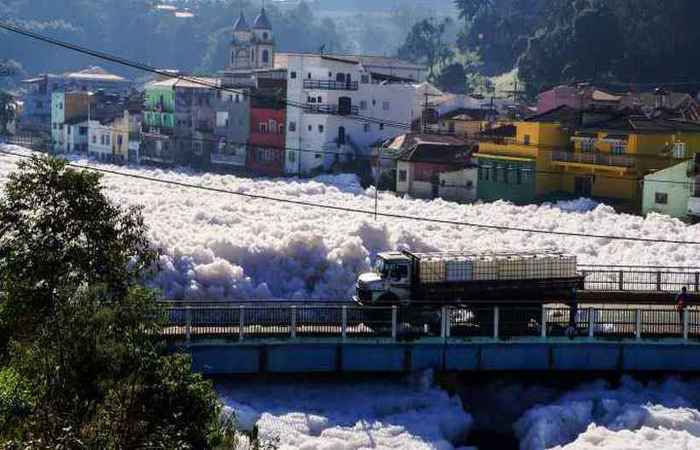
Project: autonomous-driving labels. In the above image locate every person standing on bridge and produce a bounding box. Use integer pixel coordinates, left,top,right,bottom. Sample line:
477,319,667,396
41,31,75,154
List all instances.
676,286,689,326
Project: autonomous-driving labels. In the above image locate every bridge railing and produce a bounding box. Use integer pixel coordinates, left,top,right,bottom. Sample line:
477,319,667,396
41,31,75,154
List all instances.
162,304,700,344
579,266,700,293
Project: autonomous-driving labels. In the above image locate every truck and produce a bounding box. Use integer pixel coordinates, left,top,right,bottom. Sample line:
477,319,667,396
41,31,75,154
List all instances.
355,251,584,333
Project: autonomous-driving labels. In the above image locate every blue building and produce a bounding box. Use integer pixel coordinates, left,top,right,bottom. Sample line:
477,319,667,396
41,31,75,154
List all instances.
21,66,132,132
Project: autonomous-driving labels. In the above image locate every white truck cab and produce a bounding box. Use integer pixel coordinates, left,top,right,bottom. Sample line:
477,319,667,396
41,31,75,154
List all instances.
355,252,413,304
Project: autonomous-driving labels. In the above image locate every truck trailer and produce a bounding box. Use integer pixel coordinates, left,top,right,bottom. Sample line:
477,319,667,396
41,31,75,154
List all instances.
355,251,583,307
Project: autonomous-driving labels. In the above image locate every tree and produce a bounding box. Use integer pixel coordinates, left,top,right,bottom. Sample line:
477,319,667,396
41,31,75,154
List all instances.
0,91,15,135
435,63,468,94
398,18,454,80
0,156,237,448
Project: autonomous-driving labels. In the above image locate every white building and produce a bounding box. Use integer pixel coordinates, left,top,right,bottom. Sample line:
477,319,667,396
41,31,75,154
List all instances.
88,120,113,161
277,53,428,176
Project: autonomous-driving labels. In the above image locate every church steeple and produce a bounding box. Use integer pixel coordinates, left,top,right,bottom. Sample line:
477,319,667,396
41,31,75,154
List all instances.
253,7,271,30
227,2,275,72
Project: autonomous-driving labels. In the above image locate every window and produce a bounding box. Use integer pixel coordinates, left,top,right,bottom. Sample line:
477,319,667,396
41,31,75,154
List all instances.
382,101,390,111
263,32,269,40
235,94,240,103
379,123,384,130
105,135,111,146
318,125,324,133
117,135,123,147
317,96,322,103
611,142,626,155
523,134,531,145
259,122,268,133
269,120,277,133
315,153,322,159
372,99,376,106
364,123,370,132
360,100,368,110
674,142,687,159
216,111,229,128
328,72,333,78
399,170,407,182
361,74,370,84
59,102,63,110
655,192,669,205
288,151,296,162
308,96,316,103
79,127,87,136
67,127,71,135
92,135,97,144
308,73,312,79
262,50,270,64
308,124,313,131
100,135,105,145
289,121,296,132
290,71,297,79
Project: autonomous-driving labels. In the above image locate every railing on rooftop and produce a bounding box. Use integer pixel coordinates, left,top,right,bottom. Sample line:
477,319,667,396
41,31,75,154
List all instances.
551,150,635,168
303,79,359,91
304,104,360,115
161,304,700,344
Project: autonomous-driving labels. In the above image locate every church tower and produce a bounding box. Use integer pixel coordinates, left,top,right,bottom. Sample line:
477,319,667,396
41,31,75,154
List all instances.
252,6,274,70
228,11,254,72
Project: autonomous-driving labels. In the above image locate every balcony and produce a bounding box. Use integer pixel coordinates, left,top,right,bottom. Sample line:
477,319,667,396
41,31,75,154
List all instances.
141,124,174,137
303,79,359,91
552,150,635,169
304,104,360,115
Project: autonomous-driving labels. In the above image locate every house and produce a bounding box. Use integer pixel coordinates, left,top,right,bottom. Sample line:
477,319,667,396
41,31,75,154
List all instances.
51,91,91,152
537,85,623,113
21,67,132,131
642,157,697,219
392,134,477,202
246,78,287,176
279,52,427,176
209,79,252,173
141,77,218,167
431,108,494,137
552,115,700,210
476,105,576,204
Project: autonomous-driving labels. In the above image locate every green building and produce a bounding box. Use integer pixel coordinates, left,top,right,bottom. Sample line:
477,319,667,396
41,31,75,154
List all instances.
475,154,537,204
642,160,695,220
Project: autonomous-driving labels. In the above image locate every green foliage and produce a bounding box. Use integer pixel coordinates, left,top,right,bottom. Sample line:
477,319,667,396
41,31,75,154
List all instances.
398,17,454,80
455,0,700,97
0,156,238,449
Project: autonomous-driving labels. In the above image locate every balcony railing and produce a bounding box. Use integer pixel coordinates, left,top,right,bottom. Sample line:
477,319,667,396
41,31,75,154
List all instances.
304,104,360,115
141,124,174,136
552,151,635,168
303,79,359,91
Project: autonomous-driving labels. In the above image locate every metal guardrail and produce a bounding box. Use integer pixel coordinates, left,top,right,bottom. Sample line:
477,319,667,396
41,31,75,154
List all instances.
303,80,359,91
578,266,700,293
551,150,635,168
304,104,360,115
162,304,700,344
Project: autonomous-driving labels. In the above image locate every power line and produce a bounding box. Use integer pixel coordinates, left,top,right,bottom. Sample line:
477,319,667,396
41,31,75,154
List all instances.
0,20,414,130
1,146,700,246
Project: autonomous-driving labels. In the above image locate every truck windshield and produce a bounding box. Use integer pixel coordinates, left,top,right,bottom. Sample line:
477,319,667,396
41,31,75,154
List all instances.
375,259,390,278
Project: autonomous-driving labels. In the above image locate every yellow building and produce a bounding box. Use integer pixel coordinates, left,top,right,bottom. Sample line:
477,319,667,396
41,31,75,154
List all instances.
476,106,574,204
551,116,700,211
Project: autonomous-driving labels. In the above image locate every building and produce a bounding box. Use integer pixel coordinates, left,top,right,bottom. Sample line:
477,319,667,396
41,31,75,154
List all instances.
553,116,700,210
246,78,287,176
88,119,114,161
390,133,477,202
476,106,576,204
21,67,132,131
537,85,622,114
431,108,494,137
51,91,91,152
279,53,427,176
227,8,275,73
642,159,696,219
209,79,252,172
141,77,218,167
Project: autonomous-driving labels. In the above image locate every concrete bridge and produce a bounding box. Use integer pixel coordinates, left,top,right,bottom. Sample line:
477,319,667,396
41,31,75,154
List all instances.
164,302,700,375
161,266,700,374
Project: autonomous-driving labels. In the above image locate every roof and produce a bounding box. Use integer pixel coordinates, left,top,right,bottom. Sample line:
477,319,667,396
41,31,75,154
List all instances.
253,7,272,29
233,12,251,32
384,133,475,164
591,89,622,102
439,108,494,121
581,115,700,134
64,66,129,82
148,77,220,90
524,105,579,123
275,52,426,71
